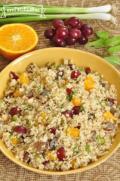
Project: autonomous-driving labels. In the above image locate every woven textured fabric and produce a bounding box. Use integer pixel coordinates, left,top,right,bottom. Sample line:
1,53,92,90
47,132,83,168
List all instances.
0,0,120,180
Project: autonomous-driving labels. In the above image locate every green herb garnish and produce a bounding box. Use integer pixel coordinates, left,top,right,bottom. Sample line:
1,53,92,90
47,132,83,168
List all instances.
87,31,120,65
104,55,120,65
96,135,105,145
96,31,109,39
85,144,91,153
67,94,73,101
11,115,18,122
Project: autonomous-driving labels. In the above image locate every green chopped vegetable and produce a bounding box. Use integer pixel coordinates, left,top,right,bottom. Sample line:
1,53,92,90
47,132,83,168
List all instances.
104,55,120,65
85,144,91,153
67,94,73,101
73,146,79,154
96,31,109,39
96,135,105,145
11,115,18,122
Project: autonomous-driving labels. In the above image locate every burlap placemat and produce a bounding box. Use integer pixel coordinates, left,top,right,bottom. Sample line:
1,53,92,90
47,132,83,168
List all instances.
0,0,120,180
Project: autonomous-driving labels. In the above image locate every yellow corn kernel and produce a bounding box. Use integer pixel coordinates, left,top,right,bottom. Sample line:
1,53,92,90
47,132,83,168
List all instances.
40,112,47,119
71,159,77,169
13,89,22,97
72,97,81,106
46,151,56,161
40,112,47,125
19,73,29,85
103,111,117,122
84,76,95,91
67,127,80,138
11,137,19,145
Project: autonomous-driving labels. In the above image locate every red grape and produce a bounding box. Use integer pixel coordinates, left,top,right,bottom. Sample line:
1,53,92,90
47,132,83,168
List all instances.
81,24,93,37
13,126,27,134
53,19,64,28
66,88,72,95
71,70,81,79
9,107,21,116
78,36,88,45
76,21,83,29
62,110,73,118
66,37,76,45
69,28,81,40
72,106,80,115
49,128,56,135
57,147,65,161
44,29,55,39
56,27,69,39
53,36,66,47
67,17,80,28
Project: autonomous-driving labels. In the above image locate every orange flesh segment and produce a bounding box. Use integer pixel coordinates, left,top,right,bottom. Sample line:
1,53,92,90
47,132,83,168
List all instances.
0,24,38,53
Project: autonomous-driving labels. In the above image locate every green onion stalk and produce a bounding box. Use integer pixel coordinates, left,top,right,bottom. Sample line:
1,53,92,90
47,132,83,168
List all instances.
0,4,116,24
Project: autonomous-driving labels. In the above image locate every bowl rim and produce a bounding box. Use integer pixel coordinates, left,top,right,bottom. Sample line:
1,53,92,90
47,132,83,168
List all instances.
0,47,120,175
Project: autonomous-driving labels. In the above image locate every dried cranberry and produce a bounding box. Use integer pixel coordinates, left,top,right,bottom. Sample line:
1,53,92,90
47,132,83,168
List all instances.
57,147,65,161
76,124,81,129
9,107,21,116
107,98,115,104
66,88,72,95
72,106,80,115
68,64,74,70
10,71,19,80
5,92,13,97
23,152,31,163
13,126,27,134
62,110,73,118
85,67,91,74
43,160,49,165
71,70,81,79
49,128,56,135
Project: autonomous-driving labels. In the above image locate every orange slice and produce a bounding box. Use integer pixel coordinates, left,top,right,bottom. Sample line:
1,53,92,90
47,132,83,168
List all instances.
0,23,38,60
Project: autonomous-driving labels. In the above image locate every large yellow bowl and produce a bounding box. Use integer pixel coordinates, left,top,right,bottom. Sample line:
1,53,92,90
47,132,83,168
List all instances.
0,48,120,175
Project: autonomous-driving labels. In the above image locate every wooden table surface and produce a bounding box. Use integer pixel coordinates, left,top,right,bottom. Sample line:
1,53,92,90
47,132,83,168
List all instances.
0,0,120,181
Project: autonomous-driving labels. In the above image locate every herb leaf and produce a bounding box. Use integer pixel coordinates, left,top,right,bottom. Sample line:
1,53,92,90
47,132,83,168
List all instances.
108,45,120,54
105,36,120,47
96,31,109,39
104,55,120,65
96,135,105,145
87,39,105,48
85,144,91,153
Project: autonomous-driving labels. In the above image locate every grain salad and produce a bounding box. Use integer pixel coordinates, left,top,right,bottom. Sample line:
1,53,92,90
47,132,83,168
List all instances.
0,60,120,171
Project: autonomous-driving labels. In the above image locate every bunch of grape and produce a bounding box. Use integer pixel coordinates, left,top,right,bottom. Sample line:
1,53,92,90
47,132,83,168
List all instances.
44,17,93,47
